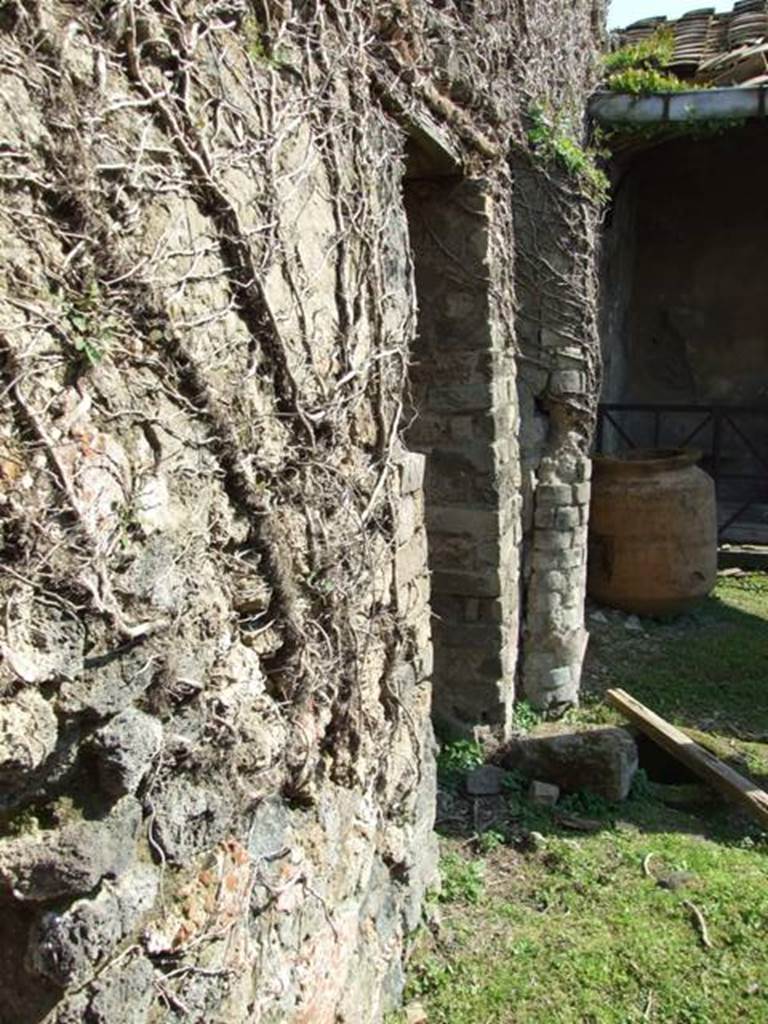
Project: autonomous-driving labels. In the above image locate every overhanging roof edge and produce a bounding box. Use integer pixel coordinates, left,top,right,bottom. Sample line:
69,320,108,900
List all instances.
589,85,768,125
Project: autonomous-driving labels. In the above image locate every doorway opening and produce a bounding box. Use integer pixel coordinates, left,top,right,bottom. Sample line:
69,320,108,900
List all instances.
403,135,516,735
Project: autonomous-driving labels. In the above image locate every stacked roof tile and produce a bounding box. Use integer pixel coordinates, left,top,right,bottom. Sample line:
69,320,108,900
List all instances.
617,0,768,85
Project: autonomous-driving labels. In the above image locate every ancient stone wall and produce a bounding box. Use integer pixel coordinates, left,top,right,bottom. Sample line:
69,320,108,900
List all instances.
405,176,519,735
0,0,605,1019
0,4,438,1020
512,160,602,710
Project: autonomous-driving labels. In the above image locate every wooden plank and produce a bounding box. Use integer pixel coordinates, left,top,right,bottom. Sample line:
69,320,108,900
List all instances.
606,688,768,829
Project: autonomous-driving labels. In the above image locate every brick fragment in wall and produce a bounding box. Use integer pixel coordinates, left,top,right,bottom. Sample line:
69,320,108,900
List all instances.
425,504,499,538
557,344,588,363
399,452,426,495
548,370,585,395
572,482,591,505
541,460,590,485
533,529,573,554
396,492,424,545
430,532,479,572
539,327,567,349
544,570,567,591
431,569,500,598
552,604,583,633
432,674,508,733
430,593,464,621
432,441,496,475
554,506,581,530
518,362,550,395
428,384,491,414
524,627,588,684
522,659,578,706
478,537,506,568
478,599,505,623
534,504,557,528
570,524,588,548
395,529,428,592
397,572,430,620
437,622,501,650
561,583,585,609
536,483,572,506
450,415,475,441
528,588,562,616
547,547,587,569
408,412,451,445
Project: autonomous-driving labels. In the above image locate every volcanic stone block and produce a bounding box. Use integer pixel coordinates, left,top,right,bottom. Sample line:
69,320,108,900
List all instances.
465,765,506,796
499,725,638,801
90,708,163,797
27,865,158,986
0,796,141,903
0,690,57,782
528,780,560,806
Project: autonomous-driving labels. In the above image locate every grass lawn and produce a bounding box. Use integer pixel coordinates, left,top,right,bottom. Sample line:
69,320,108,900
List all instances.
391,574,768,1024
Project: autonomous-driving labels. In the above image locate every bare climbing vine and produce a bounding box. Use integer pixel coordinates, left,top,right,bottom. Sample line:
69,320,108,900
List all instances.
0,0,605,1010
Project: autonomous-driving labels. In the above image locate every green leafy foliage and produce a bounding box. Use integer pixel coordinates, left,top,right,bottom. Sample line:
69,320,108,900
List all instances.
602,27,675,74
510,700,541,733
476,829,506,855
557,786,615,820
605,67,690,95
526,105,609,204
439,853,485,904
437,739,484,792
602,27,705,95
63,281,118,367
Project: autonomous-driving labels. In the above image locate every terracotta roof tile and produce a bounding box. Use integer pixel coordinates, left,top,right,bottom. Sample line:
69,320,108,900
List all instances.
616,0,768,85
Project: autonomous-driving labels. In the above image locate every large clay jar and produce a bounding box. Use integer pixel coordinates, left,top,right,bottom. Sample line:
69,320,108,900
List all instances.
587,448,717,616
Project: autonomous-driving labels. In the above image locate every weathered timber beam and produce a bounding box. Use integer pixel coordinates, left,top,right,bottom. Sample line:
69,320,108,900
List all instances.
606,688,768,830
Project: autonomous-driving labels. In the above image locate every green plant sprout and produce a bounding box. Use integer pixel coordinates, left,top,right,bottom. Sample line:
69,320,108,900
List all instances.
63,281,118,367
526,104,609,204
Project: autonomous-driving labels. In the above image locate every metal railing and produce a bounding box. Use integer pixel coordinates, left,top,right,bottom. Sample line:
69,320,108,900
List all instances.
595,403,768,541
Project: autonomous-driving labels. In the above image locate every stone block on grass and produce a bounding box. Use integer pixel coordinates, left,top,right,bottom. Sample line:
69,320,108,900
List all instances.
499,724,638,802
